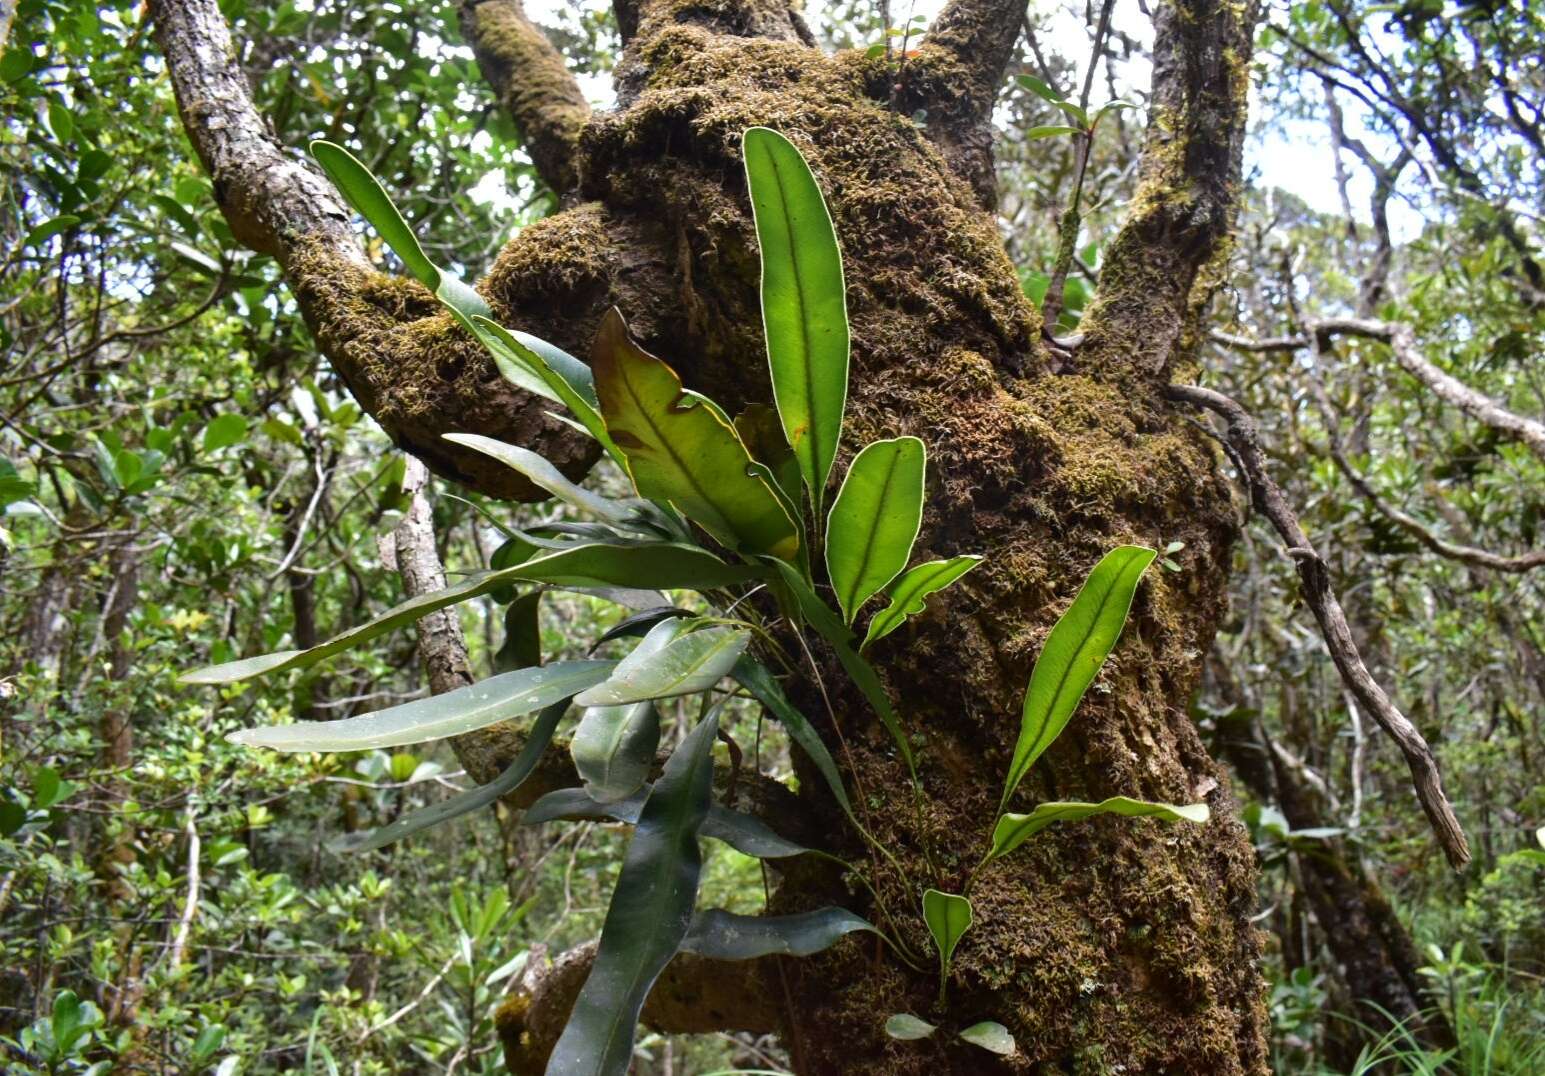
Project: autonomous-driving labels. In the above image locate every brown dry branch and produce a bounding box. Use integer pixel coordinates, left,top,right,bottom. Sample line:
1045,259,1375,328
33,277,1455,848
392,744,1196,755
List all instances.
1166,381,1471,869
1211,318,1545,462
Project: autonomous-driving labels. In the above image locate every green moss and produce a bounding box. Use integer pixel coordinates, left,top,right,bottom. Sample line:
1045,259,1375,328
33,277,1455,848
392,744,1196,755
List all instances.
285,236,600,501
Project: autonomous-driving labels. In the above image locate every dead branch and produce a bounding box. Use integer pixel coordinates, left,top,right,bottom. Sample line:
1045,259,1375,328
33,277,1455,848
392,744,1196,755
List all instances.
1212,318,1545,463
1166,382,1471,869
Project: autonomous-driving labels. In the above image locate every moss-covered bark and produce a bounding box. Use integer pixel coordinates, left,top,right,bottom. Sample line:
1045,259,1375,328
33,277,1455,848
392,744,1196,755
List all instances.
159,0,1271,1067
476,1,1268,1072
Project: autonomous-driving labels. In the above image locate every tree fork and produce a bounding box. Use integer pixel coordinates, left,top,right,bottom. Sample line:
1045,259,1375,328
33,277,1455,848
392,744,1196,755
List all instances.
156,0,1275,1069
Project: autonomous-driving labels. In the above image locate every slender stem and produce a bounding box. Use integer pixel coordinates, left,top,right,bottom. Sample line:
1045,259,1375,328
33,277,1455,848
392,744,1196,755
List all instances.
1039,0,1116,330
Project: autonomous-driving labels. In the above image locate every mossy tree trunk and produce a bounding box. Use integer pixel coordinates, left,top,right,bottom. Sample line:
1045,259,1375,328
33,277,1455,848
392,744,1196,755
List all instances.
153,0,1270,1071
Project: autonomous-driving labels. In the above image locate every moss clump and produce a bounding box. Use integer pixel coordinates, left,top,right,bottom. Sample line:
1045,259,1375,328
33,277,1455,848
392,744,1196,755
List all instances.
285,236,600,500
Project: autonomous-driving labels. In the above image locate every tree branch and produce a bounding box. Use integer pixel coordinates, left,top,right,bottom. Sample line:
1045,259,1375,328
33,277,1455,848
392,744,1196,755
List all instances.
1076,0,1262,379
616,0,809,45
926,0,1028,123
497,941,781,1074
386,457,530,782
1166,382,1471,869
1298,364,1545,574
148,0,600,502
1211,319,1545,463
459,0,591,198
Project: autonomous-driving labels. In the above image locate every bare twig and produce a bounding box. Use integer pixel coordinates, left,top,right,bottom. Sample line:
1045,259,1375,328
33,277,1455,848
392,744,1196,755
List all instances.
1298,342,1545,573
165,804,201,969
1212,318,1545,463
1166,381,1471,868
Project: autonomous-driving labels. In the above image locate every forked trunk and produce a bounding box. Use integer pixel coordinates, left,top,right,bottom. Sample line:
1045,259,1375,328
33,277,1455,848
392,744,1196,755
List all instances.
151,0,1269,1070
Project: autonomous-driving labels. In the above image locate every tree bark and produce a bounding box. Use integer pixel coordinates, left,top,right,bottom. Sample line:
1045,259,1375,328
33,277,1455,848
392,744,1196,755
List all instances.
156,0,1271,1070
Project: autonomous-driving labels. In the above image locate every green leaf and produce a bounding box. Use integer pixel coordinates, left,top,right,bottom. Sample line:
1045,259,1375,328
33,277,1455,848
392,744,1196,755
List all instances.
680,907,874,960
768,559,914,773
191,1024,227,1064
989,797,1210,861
309,140,490,330
884,1014,937,1040
731,656,855,826
572,622,685,802
331,700,570,853
181,543,761,684
0,800,25,837
546,709,721,1076
1000,546,1157,811
589,607,692,650
201,414,248,453
922,888,972,969
575,624,749,706
572,701,658,804
1500,849,1545,869
1096,100,1139,119
31,767,75,810
190,1023,227,1063
591,310,799,561
51,990,101,1054
959,1021,1016,1056
442,433,639,525
48,102,73,143
826,436,926,624
1015,74,1063,103
523,786,810,860
468,317,618,464
861,555,981,648
1051,99,1090,126
25,214,80,247
229,660,611,752
1027,125,1083,139
494,591,543,673
734,403,801,509
742,127,849,518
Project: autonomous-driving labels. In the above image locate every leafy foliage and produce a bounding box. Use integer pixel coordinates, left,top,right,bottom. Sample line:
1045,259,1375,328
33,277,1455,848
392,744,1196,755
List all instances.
743,126,850,518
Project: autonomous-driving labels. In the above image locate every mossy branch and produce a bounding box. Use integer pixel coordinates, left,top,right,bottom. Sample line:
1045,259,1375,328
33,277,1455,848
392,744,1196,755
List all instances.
1075,0,1263,380
926,0,1032,123
459,0,591,197
148,0,602,501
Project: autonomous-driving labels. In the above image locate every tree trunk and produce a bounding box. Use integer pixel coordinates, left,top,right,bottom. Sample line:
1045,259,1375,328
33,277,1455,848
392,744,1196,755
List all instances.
151,0,1270,1070
1214,713,1455,1059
